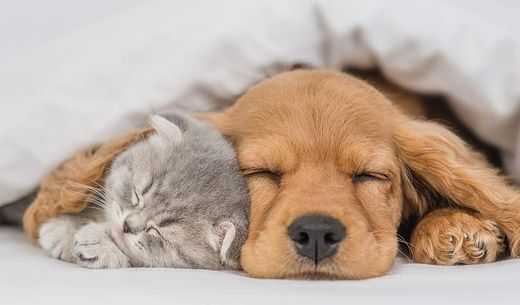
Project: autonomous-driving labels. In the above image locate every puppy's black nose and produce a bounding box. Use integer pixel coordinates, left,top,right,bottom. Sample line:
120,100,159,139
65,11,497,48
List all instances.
288,215,346,264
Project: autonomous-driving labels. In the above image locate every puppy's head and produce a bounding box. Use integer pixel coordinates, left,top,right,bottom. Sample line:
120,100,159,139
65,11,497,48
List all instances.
197,70,506,279
197,70,402,279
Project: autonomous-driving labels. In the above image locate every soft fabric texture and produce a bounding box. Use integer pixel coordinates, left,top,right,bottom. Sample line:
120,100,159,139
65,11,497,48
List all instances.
2,0,520,205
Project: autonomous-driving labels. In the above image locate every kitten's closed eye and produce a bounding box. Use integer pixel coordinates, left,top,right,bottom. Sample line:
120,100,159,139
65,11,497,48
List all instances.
146,226,160,236
131,189,143,208
144,220,162,236
146,218,183,238
158,217,183,227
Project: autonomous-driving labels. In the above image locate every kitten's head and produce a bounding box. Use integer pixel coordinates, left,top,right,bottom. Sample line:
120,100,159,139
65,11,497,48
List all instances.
100,111,250,269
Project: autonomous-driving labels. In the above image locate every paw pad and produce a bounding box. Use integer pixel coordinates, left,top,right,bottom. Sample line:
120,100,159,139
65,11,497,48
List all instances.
78,253,99,262
411,208,506,265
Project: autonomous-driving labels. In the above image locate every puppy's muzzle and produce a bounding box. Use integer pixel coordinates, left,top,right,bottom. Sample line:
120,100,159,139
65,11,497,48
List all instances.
288,215,346,264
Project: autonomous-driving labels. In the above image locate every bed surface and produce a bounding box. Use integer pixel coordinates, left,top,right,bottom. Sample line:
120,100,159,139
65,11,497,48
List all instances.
1,226,517,305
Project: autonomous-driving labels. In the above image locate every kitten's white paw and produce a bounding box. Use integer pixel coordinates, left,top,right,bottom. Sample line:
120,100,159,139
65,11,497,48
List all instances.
73,223,129,268
39,217,77,262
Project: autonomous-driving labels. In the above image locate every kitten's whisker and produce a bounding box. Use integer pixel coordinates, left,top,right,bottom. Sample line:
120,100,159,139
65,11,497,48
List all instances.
62,186,110,210
85,206,106,213
86,196,111,213
133,241,146,254
66,182,113,207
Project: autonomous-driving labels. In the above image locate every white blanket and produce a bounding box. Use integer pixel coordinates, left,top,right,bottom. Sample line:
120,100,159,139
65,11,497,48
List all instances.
2,0,520,205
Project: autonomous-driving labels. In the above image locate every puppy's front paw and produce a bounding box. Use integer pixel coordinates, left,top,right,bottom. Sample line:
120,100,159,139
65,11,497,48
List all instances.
411,208,506,265
73,223,129,268
39,217,77,262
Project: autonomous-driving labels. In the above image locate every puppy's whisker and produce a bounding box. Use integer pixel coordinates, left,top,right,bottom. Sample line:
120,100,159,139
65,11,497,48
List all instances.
370,229,415,261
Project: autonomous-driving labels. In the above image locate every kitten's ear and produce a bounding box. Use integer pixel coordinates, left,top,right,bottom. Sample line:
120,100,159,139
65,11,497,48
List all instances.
215,221,237,264
149,115,182,144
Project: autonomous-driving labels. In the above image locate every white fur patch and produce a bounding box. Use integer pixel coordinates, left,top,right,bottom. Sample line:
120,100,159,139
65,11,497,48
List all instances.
39,217,77,262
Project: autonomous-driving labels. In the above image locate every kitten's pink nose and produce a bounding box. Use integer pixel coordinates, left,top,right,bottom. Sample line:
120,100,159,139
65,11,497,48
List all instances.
123,220,134,234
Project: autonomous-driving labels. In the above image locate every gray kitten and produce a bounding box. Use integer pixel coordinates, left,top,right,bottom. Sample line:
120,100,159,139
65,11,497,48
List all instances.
36,111,250,269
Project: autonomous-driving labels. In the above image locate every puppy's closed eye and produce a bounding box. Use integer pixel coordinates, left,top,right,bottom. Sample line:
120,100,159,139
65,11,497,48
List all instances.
244,169,281,184
351,172,389,184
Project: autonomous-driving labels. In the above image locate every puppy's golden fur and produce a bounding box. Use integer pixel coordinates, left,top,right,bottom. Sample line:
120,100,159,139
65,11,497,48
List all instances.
24,70,520,279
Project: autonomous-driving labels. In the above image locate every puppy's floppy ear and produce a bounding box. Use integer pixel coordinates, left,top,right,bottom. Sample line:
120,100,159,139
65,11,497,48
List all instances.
191,111,234,137
394,118,520,256
23,126,153,243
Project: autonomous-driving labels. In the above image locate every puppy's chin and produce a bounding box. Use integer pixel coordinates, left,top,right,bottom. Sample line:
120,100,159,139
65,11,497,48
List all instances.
239,219,398,280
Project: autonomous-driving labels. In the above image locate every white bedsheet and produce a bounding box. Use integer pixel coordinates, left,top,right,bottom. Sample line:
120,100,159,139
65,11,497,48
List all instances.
1,226,517,305
2,0,520,204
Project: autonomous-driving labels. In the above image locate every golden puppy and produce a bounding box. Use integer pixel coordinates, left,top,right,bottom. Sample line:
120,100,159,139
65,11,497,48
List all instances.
25,70,520,279
197,70,520,279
